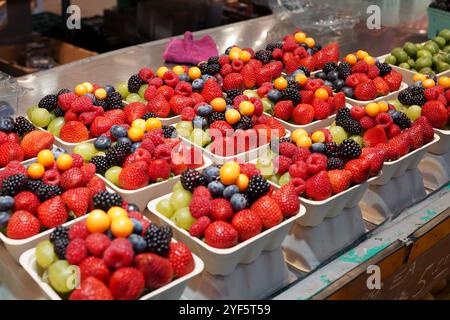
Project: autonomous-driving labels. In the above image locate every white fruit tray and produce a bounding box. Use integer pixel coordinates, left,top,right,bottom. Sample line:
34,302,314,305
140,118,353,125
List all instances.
428,129,450,155
370,133,440,186
378,53,450,85
147,194,306,276
122,100,181,125
19,245,204,300
267,103,352,134
419,151,450,190
98,155,212,210
345,82,408,107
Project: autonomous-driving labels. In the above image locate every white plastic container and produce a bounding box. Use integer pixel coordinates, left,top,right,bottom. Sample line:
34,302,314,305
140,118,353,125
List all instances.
98,155,212,210
147,194,306,276
418,152,450,190
19,246,204,300
345,82,408,107
428,128,450,155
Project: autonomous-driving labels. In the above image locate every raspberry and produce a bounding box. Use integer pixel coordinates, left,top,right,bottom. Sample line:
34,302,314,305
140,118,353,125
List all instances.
274,155,293,175
68,221,90,240
239,163,260,178
289,160,309,180
189,216,211,237
154,144,172,161
306,153,327,174
145,129,164,146
279,142,297,158
79,256,111,284
138,67,154,82
181,107,195,121
175,81,192,97
85,233,111,257
103,238,134,269
375,113,393,129
292,147,311,162
189,197,211,218
42,169,60,186
387,124,401,138
210,198,233,221
65,238,88,265
291,178,306,195
359,116,376,130
109,267,145,300
70,153,84,168
139,138,155,155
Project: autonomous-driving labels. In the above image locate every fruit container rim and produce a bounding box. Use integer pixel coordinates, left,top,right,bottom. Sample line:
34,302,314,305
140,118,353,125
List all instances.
19,243,204,300
97,155,213,194
147,193,306,255
345,82,408,105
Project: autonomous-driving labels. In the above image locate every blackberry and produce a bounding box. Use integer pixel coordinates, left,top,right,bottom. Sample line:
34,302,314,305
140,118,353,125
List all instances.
266,43,277,52
53,238,69,259
376,62,392,77
35,184,62,202
27,179,43,192
337,118,362,136
234,116,253,130
180,169,205,192
105,92,123,110
1,174,28,196
93,191,123,211
225,89,242,100
337,62,352,79
275,42,283,49
105,142,131,166
225,97,233,105
278,136,292,144
323,62,338,74
327,157,345,170
160,225,173,238
53,106,64,117
255,50,272,64
144,224,171,256
142,112,157,120
281,88,301,104
198,62,209,75
394,112,412,129
90,156,112,175
324,142,339,157
162,125,177,138
287,79,301,91
335,107,351,123
206,64,220,75
128,74,143,93
13,116,35,136
38,94,58,111
94,99,107,109
298,66,311,77
208,56,219,65
338,139,362,160
57,88,71,96
50,226,69,243
398,87,426,106
208,112,226,125
246,175,270,202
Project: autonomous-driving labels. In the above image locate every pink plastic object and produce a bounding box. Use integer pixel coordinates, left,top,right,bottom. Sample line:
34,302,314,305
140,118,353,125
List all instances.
163,31,218,65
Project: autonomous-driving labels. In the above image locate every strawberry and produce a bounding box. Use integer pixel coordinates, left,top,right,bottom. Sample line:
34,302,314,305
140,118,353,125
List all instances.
118,161,149,190
201,78,223,103
189,216,211,237
86,176,106,197
390,134,411,159
271,183,300,217
251,195,283,229
265,61,283,78
300,90,314,104
37,196,68,228
352,60,369,73
208,198,233,221
20,131,54,159
167,242,195,277
265,117,286,138
222,73,244,91
89,116,112,137
305,171,332,201
404,125,424,150
412,116,434,143
274,100,294,121
80,163,96,184
169,95,194,115
255,67,273,86
0,142,24,167
60,121,89,143
383,69,402,91
354,81,377,101
333,92,346,109
158,85,175,100
424,87,440,100
241,63,256,88
421,100,448,129
58,92,77,111
6,210,40,239
181,106,195,121
373,77,390,96
361,148,385,176
344,158,370,184
147,159,170,182
313,43,339,70
298,55,315,72
79,256,110,284
124,102,147,124
104,109,125,125
147,94,170,118
14,191,40,215
209,120,233,136
109,268,145,300
367,64,380,79
70,95,93,113
231,209,262,241
327,169,352,194
312,98,331,120
204,221,238,248
220,63,232,77
69,277,113,300
363,125,387,147
62,187,90,217
345,73,369,88
134,253,173,289
64,109,79,122
60,167,85,190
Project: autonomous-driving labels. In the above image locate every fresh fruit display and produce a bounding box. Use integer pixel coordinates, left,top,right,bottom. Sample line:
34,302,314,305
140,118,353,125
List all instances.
33,208,196,300
384,34,450,75
155,162,300,248
313,50,403,101
388,74,450,129
0,116,54,167
74,120,204,190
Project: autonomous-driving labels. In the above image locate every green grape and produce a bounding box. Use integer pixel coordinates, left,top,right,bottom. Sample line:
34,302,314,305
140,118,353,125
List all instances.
279,172,291,186
171,207,196,230
126,93,141,103
96,151,106,156
27,105,38,119
139,98,147,104
190,128,204,146
261,98,273,113
35,240,57,269
73,143,97,161
203,129,211,146
30,108,51,127
177,128,191,138
157,199,174,218
349,135,363,148
269,175,279,185
116,82,130,98
105,166,122,186
170,189,192,211
48,113,56,123
48,260,78,293
255,156,274,177
387,99,403,110
329,126,348,144
243,90,259,99
138,84,149,98
47,117,65,137
173,181,184,192
176,121,194,132
406,105,422,121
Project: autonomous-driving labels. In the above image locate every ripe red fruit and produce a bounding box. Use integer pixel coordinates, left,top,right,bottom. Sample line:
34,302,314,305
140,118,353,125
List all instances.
103,238,134,269
118,161,149,190
412,116,435,143
68,221,90,240
169,95,194,115
60,167,85,190
405,125,424,150
85,232,111,257
189,216,211,237
354,81,377,101
37,196,68,228
306,153,328,175
167,242,195,278
274,100,294,121
134,253,174,289
361,148,385,176
204,221,238,248
312,98,331,120
251,195,283,229
147,93,170,118
109,267,145,300
59,121,89,143
62,187,90,217
375,113,393,129
69,277,113,300
0,142,24,167
65,238,88,265
201,78,223,103
293,103,314,124
363,125,387,147
79,256,111,284
289,160,309,180
231,209,263,241
210,198,233,221
344,158,371,184
14,191,40,214
350,106,366,120
383,69,402,91
20,131,54,159
360,115,376,130
421,100,448,129
305,171,332,201
6,210,40,239
271,184,300,218
327,169,352,194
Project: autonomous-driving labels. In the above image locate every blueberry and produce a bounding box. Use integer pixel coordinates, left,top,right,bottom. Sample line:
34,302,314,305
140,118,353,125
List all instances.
104,85,115,94
131,142,141,153
192,78,205,91
327,71,340,81
293,69,305,76
127,203,140,212
315,71,327,80
178,74,190,82
332,79,345,91
340,86,354,98
131,218,143,235
388,109,401,120
0,117,14,133
105,229,115,240
300,43,309,50
84,93,96,102
193,116,207,129
307,48,314,55
0,212,10,228
267,89,281,102
197,104,213,117
110,125,128,139
128,234,147,253
226,104,234,110
285,75,295,82
413,81,423,88
0,196,14,211
230,193,248,212
117,137,132,147
311,142,326,154
429,75,438,82
94,136,112,150
223,185,240,199
324,80,333,88
208,181,225,197
202,166,220,183
202,75,213,82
